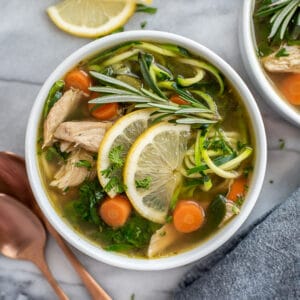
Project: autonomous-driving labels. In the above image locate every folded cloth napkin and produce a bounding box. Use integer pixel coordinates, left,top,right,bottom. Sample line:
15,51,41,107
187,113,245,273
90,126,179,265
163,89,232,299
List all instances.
174,188,300,300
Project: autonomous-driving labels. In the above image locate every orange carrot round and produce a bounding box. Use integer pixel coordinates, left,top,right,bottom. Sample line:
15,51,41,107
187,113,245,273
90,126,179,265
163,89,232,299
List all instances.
170,94,189,105
65,69,92,95
88,92,119,120
173,200,205,233
279,74,300,105
99,195,132,228
227,176,247,202
89,103,119,120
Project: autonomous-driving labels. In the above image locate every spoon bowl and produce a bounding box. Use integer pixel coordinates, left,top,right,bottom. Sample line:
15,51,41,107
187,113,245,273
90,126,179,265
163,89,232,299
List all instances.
0,193,68,300
0,151,111,300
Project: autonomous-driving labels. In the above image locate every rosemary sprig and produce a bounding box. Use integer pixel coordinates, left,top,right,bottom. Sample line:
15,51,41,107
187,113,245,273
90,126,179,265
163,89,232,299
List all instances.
256,0,300,40
89,71,220,125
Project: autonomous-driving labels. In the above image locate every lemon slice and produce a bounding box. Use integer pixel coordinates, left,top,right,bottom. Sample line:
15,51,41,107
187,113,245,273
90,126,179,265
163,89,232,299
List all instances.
98,109,154,198
47,0,136,38
124,123,191,224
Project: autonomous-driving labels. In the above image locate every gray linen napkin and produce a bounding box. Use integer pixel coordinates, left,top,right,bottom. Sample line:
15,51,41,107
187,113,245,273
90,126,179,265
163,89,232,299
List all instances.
174,188,300,299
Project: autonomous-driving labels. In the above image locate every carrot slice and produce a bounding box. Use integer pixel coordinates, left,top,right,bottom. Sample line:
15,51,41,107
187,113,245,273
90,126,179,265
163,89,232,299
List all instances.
170,94,189,105
88,92,119,120
89,103,119,120
227,176,248,202
65,69,92,95
173,200,205,233
279,73,300,105
99,195,132,228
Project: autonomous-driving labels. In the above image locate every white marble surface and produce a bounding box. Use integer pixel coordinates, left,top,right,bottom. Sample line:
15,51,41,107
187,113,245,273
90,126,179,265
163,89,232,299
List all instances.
0,1,299,299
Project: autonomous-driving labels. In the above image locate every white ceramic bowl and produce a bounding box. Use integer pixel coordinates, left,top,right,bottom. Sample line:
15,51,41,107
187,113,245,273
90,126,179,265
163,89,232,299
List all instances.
26,30,267,270
240,0,300,127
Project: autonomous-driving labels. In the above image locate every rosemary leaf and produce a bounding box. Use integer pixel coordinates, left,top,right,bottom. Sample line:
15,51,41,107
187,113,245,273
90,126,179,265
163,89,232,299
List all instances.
89,86,134,95
89,95,150,104
89,71,143,95
176,118,217,124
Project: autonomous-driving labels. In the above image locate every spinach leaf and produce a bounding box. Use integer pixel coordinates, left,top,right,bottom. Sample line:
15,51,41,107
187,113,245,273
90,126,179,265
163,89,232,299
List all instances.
135,4,157,14
45,142,69,162
65,179,105,225
43,80,65,118
100,214,160,251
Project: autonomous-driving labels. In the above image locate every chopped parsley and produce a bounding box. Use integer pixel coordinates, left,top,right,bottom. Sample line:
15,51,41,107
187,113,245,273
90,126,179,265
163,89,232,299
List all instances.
99,213,160,252
64,179,105,225
105,177,127,194
75,160,92,170
45,143,69,162
111,27,124,34
140,21,147,29
135,176,152,189
108,145,125,168
136,4,157,14
235,195,245,207
275,48,289,58
159,231,166,237
279,138,285,150
243,165,253,178
165,215,173,223
101,145,126,193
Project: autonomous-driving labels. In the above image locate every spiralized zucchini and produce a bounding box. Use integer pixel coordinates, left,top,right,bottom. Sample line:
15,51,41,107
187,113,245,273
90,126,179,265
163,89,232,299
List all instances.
180,126,253,189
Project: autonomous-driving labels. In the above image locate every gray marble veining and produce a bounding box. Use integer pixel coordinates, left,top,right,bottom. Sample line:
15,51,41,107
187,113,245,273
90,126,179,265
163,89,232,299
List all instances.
0,1,299,299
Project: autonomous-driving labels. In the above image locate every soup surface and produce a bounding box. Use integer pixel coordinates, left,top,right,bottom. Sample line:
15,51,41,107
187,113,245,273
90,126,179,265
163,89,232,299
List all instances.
37,41,254,258
253,0,300,110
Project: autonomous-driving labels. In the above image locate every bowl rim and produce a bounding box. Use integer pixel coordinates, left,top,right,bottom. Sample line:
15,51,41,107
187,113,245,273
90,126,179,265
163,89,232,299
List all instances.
25,30,267,270
240,0,300,127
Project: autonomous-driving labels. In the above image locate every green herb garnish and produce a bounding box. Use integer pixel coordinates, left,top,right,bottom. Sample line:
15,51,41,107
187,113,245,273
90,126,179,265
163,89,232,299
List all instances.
275,47,290,57
135,176,152,189
64,179,105,225
279,138,285,149
105,177,127,194
136,4,157,14
255,0,300,40
108,145,125,168
243,165,253,178
74,160,92,170
45,143,69,162
100,214,160,251
140,21,147,29
43,80,65,118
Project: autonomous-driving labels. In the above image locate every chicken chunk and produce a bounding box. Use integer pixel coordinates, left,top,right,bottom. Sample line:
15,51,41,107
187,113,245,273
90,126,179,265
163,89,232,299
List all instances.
262,45,300,73
54,121,112,153
59,141,75,153
147,224,183,258
50,149,95,191
43,89,83,148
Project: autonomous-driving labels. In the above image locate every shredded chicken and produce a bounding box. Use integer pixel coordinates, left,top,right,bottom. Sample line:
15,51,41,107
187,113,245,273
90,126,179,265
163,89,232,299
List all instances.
50,148,95,191
147,224,183,258
59,141,75,153
218,200,239,228
43,89,83,148
53,121,112,153
262,45,300,73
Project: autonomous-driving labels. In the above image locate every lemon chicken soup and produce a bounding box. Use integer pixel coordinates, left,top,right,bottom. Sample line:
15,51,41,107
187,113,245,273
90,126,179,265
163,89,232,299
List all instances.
37,41,254,258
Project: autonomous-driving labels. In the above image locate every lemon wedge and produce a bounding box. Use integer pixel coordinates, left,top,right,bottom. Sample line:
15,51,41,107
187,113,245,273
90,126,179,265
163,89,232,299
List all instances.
97,109,154,198
47,0,136,38
123,123,191,224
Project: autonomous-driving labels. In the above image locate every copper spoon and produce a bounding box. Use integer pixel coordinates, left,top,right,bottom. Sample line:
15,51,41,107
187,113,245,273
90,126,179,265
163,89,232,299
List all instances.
0,193,69,300
0,152,111,300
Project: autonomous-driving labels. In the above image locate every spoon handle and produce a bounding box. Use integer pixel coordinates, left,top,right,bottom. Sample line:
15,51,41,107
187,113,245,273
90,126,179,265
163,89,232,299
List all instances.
46,221,112,300
33,252,69,300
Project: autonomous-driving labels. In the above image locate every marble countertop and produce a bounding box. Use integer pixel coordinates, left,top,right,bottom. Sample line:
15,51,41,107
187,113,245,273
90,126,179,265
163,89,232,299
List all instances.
0,1,299,299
